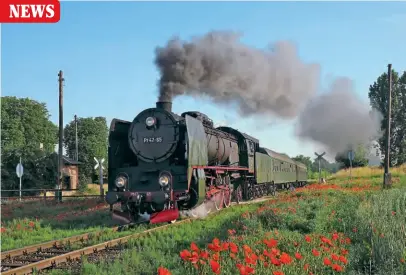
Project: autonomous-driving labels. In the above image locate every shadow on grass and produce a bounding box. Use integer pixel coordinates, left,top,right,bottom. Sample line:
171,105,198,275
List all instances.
1,198,106,221
42,210,119,230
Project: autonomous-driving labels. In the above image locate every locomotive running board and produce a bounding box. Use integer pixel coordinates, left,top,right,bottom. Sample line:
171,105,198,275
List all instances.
149,209,179,224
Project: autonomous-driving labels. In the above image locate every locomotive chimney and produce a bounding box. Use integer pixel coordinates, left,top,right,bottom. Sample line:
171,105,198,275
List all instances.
156,101,172,112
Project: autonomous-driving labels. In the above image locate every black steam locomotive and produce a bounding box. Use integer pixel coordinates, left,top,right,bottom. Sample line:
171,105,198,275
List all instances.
105,101,307,225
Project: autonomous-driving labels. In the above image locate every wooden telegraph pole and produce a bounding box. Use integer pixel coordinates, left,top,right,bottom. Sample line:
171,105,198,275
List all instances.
383,64,392,188
74,115,79,161
58,70,64,201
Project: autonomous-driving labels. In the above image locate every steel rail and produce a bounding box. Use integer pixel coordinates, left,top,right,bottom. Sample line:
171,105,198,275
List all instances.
1,219,192,275
1,226,121,260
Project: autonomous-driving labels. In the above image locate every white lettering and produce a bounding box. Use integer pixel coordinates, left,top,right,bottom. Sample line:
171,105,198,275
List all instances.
8,4,55,19
45,4,55,18
9,5,19,18
21,5,30,18
30,5,45,18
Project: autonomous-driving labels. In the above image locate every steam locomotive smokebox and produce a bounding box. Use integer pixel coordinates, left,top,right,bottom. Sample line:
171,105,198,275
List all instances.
128,101,178,163
156,101,172,112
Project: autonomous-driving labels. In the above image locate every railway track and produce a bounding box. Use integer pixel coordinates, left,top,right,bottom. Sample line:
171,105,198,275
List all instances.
0,219,193,275
0,195,276,275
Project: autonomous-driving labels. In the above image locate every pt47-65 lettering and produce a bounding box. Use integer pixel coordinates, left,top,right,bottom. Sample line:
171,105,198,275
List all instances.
143,137,163,143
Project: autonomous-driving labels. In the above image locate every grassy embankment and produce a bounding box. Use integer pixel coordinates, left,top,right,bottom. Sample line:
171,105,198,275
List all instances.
46,165,406,275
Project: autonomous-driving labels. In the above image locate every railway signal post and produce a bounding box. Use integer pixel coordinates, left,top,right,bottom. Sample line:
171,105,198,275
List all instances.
314,152,325,183
16,157,24,201
94,157,105,197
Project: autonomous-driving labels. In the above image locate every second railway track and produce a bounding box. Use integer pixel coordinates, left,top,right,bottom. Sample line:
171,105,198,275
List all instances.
1,219,193,275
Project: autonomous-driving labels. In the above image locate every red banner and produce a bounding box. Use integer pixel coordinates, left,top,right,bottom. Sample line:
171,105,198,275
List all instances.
0,0,60,23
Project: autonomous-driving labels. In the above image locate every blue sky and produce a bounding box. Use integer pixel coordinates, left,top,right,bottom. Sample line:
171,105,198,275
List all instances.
2,1,406,161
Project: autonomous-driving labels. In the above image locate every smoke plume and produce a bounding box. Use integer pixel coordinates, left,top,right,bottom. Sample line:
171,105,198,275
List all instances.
295,78,383,154
154,30,383,154
154,31,320,118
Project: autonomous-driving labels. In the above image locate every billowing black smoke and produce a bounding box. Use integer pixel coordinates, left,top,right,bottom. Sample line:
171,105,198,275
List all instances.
154,31,382,154
154,31,320,119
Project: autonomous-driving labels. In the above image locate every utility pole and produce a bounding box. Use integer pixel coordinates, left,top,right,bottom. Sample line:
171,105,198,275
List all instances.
58,70,64,201
74,115,79,161
383,64,392,188
314,152,326,183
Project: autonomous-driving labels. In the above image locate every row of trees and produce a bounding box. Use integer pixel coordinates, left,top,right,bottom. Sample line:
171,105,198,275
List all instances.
1,96,108,194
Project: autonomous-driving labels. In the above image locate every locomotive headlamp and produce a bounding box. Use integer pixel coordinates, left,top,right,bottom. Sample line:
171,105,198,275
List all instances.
159,175,170,186
115,176,127,188
145,117,156,127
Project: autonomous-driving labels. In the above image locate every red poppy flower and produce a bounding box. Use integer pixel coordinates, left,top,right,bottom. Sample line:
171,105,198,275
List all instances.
243,244,252,254
270,256,281,266
210,260,221,274
279,252,293,264
331,254,339,261
157,267,171,275
180,249,191,261
295,252,303,260
190,242,199,252
200,250,209,259
312,249,320,257
264,238,278,248
323,257,332,266
332,264,344,272
339,255,348,264
229,242,238,253
236,263,255,275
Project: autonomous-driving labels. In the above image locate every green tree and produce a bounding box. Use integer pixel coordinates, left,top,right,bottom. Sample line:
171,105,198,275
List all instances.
368,69,406,166
292,155,312,169
1,96,57,157
63,116,109,185
1,97,58,192
1,150,59,195
335,144,368,168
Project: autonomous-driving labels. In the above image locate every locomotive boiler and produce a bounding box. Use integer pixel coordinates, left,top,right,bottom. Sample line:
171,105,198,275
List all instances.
106,100,308,225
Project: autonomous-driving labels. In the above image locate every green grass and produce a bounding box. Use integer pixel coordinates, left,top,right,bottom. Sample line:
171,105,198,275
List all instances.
0,198,120,251
45,167,406,275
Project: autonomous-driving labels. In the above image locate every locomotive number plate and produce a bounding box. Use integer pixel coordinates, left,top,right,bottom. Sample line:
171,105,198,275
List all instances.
143,137,163,143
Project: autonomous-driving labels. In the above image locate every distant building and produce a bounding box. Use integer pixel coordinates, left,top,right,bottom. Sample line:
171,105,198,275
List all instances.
54,144,81,189
60,155,81,190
